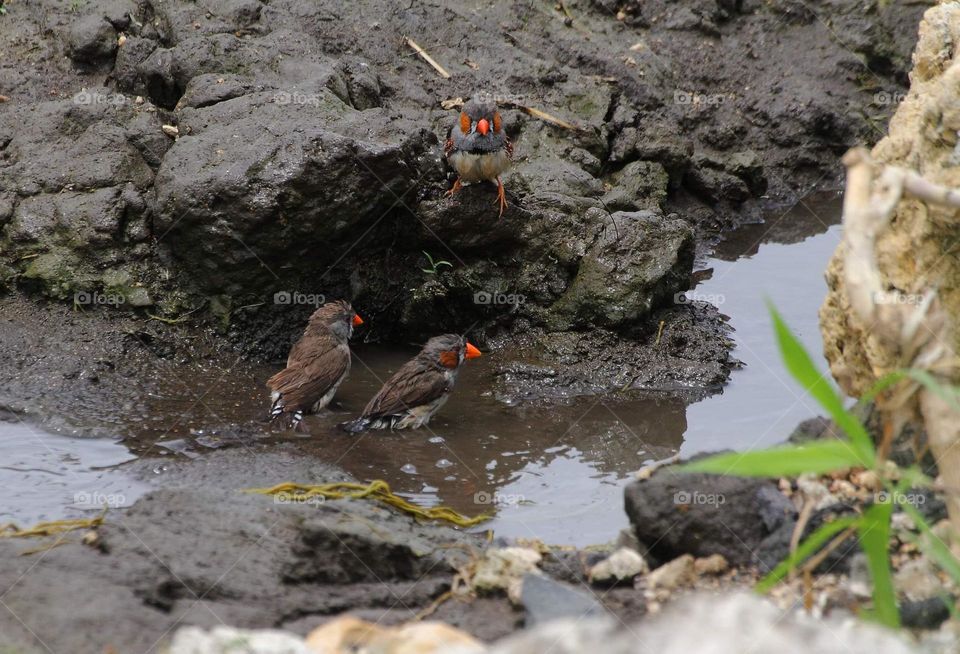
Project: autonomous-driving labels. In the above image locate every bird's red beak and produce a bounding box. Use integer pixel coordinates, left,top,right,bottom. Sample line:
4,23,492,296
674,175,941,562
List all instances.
352,314,364,327
476,118,489,136
465,342,482,359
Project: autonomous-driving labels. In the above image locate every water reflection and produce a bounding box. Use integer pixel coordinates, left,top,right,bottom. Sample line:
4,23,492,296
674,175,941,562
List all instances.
0,191,844,545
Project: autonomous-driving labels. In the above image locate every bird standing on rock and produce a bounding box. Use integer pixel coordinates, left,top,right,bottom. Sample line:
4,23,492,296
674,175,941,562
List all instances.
445,98,514,218
267,300,363,431
340,334,481,433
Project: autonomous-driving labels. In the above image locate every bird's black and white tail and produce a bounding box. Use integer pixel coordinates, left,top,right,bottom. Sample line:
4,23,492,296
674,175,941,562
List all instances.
339,415,400,433
269,394,304,431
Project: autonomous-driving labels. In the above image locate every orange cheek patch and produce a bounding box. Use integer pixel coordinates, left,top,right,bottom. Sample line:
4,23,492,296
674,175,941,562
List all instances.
460,112,471,134
439,351,459,368
493,112,502,133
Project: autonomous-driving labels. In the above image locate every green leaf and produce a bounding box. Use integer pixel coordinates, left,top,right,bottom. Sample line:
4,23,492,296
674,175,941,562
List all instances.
768,303,875,465
859,501,899,628
756,516,860,593
683,441,870,477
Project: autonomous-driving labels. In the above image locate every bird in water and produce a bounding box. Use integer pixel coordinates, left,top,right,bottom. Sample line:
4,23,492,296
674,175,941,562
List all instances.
267,300,363,431
445,98,514,218
340,334,481,433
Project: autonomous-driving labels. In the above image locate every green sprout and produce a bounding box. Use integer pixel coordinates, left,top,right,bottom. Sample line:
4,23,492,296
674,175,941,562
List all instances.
421,251,452,275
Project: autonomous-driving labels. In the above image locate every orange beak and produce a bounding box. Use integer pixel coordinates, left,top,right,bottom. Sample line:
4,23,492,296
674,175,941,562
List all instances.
476,118,489,136
352,314,364,327
465,342,482,359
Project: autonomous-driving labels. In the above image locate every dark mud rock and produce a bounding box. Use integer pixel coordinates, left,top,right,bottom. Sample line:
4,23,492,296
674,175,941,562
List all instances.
521,574,607,626
0,451,478,653
765,0,817,24
601,161,669,212
549,211,694,330
0,99,163,300
757,503,860,575
68,15,118,65
787,415,841,443
684,165,750,204
609,124,694,182
154,91,443,297
496,301,733,400
624,465,796,567
900,597,951,630
417,185,530,251
176,73,263,110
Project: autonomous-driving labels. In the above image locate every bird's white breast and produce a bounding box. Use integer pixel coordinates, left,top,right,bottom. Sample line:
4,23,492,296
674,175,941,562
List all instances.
450,150,511,182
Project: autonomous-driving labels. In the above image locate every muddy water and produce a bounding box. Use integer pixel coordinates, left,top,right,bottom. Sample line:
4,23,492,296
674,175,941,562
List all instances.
3,192,843,545
0,419,150,524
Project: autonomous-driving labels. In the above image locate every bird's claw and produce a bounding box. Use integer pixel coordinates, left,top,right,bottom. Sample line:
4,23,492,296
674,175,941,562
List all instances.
445,178,462,198
496,177,507,219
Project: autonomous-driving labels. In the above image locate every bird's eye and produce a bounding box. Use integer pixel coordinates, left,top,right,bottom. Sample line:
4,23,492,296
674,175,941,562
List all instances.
493,112,502,133
459,112,471,134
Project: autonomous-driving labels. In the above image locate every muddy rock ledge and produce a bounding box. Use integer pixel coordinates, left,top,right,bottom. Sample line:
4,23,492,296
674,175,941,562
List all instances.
0,0,926,396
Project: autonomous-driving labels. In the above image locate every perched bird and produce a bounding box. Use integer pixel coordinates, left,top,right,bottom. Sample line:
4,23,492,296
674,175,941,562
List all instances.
267,300,363,431
445,98,514,218
340,334,481,433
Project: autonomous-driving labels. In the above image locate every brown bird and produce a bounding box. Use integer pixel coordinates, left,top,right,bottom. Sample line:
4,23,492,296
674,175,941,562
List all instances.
340,334,481,433
445,98,514,218
267,300,363,431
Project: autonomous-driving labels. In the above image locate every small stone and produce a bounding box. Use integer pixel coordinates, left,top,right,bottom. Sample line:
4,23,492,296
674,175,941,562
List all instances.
647,554,696,591
851,469,881,492
117,33,127,47
891,512,916,532
895,559,942,601
588,547,649,585
521,574,606,626
694,553,729,576
161,124,179,138
472,547,543,601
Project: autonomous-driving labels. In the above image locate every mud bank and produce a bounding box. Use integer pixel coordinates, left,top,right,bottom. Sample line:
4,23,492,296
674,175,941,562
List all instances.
0,0,925,387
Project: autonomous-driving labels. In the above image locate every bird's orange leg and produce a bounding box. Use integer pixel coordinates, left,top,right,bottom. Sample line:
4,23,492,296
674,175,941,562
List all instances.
445,177,463,198
495,177,507,218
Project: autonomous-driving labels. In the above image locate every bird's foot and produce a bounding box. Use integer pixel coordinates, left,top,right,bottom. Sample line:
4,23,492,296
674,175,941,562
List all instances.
495,177,507,218
445,178,462,198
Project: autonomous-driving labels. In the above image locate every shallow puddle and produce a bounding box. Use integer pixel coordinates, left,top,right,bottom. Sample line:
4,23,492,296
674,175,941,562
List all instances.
0,192,843,544
0,418,150,524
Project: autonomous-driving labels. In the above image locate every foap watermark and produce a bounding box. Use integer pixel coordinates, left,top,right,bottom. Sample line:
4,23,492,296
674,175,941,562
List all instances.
273,91,323,107
872,290,925,306
873,90,907,106
674,90,726,106
674,490,726,507
471,91,525,106
473,290,526,306
74,291,126,306
474,491,525,507
876,490,926,507
74,491,126,508
674,290,725,306
274,291,326,307
274,491,325,506
73,90,128,106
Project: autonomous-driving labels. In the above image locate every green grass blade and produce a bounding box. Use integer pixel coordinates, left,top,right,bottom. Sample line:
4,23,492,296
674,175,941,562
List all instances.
861,368,960,412
756,516,860,593
768,303,875,463
859,501,899,628
683,441,869,477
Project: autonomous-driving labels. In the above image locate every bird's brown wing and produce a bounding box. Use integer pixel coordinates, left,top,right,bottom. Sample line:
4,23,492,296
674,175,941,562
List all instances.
505,136,514,160
361,362,451,418
444,137,455,159
268,344,350,411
